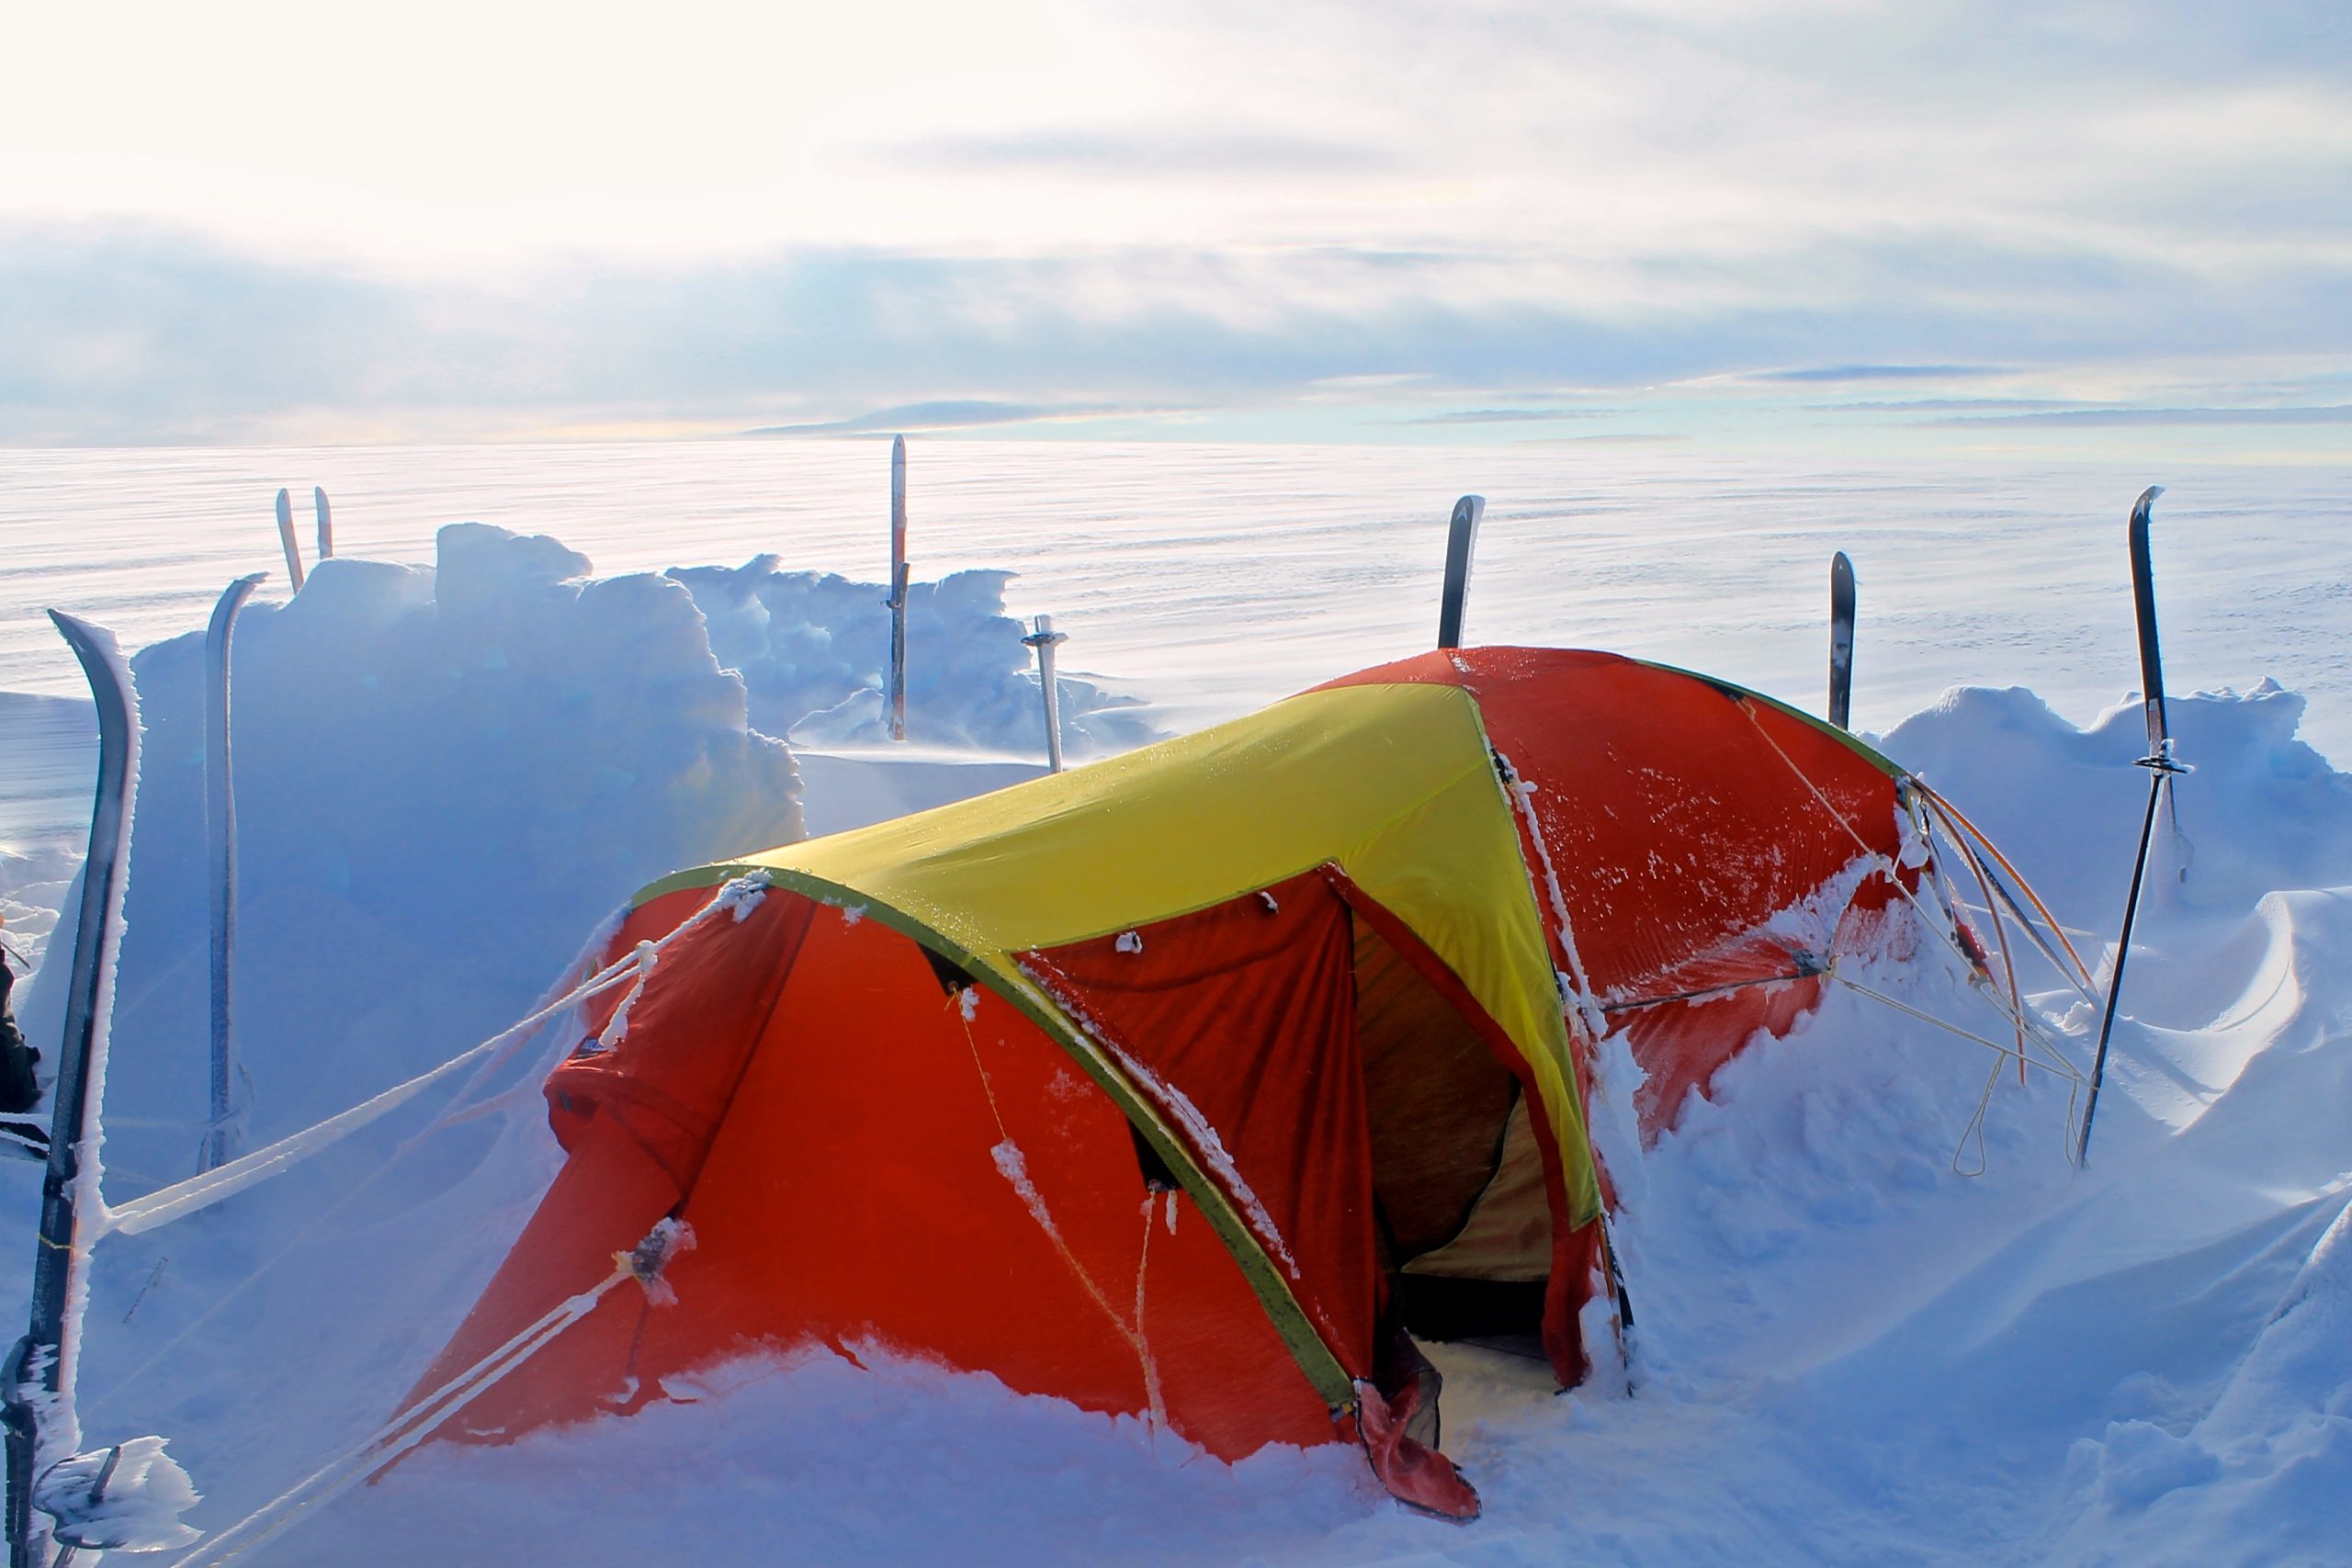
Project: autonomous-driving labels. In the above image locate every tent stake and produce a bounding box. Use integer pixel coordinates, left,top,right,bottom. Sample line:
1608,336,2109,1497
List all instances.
2076,487,2184,1167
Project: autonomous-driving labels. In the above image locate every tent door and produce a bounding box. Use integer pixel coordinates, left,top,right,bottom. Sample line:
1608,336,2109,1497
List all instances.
1022,863,1553,1374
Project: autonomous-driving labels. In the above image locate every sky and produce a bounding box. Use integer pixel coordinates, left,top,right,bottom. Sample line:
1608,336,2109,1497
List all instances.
3,0,2348,452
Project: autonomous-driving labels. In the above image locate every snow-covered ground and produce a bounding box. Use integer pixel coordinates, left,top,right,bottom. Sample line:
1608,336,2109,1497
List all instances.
4,444,2347,757
0,446,2347,1565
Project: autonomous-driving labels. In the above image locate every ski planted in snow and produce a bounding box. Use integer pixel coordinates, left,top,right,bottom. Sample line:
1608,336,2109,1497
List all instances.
1828,550,1856,730
314,486,334,561
1436,494,1485,650
887,435,909,741
274,488,306,592
2129,488,2173,763
204,575,266,1173
2076,486,2185,1166
6,612,141,1566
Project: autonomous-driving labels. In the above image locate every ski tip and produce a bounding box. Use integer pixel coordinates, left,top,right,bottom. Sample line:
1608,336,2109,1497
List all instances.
2132,484,2164,516
1832,548,1854,579
46,608,123,663
275,487,292,520
207,573,268,635
1451,494,1486,527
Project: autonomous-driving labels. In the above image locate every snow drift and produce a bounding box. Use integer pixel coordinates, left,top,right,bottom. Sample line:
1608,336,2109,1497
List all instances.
229,672,2352,1568
669,556,1151,752
58,524,804,1181
1,515,2347,1564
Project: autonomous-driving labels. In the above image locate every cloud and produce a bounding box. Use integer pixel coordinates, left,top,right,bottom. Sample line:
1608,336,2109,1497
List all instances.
3,218,2349,445
1754,364,2004,384
1815,398,2086,412
1930,404,2352,427
1396,408,1597,425
743,400,1144,435
884,127,1396,177
6,0,2352,446
1518,433,1685,446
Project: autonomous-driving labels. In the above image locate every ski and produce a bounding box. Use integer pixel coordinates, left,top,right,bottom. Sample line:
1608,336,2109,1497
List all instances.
1436,494,1485,650
1023,615,1070,773
1828,550,1856,730
2076,486,2184,1166
203,575,266,1173
313,486,334,561
887,435,909,742
274,488,306,592
6,612,141,1566
2128,487,2169,758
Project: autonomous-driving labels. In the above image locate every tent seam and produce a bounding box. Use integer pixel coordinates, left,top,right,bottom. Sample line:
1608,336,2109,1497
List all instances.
667,865,1359,1414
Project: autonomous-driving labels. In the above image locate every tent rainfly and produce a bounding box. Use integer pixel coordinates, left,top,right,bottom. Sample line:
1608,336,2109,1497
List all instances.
414,648,1946,1517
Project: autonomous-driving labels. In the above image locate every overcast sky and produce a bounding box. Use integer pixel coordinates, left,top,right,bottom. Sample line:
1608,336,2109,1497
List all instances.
4,0,2346,450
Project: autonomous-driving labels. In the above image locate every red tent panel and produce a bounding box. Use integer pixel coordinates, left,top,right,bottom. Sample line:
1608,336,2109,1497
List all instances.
1324,649,1910,1140
1022,868,1380,1378
420,893,1337,1461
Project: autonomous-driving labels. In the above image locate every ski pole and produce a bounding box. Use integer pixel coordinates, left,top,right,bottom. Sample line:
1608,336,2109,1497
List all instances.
1023,615,1069,773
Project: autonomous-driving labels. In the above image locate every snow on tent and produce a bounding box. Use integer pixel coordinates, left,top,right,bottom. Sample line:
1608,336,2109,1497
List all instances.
414,647,1951,1518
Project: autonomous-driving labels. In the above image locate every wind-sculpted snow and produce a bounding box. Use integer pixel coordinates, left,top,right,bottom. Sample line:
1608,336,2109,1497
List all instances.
304,1345,1374,1567
68,524,803,1182
1878,681,2352,931
6,637,2352,1562
208,684,2352,1562
667,556,1154,754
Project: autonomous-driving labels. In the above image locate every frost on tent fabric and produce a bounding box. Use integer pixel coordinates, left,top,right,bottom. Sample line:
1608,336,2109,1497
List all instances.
407,648,2008,1525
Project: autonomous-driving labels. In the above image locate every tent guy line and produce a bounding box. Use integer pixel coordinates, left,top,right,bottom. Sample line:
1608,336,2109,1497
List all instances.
96,874,771,1241
401,648,2037,1525
8,592,2116,1551
162,1227,686,1568
28,644,2095,1551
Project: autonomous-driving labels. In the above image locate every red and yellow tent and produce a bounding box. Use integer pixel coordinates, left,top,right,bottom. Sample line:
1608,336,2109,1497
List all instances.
418,649,1919,1517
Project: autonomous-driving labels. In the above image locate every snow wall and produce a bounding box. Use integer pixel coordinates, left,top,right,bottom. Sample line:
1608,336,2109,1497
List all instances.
1,529,2349,1565
17,520,1150,1190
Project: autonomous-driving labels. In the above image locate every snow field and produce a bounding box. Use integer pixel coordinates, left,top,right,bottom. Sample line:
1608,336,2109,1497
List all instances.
3,446,2346,761
0,509,2346,1563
